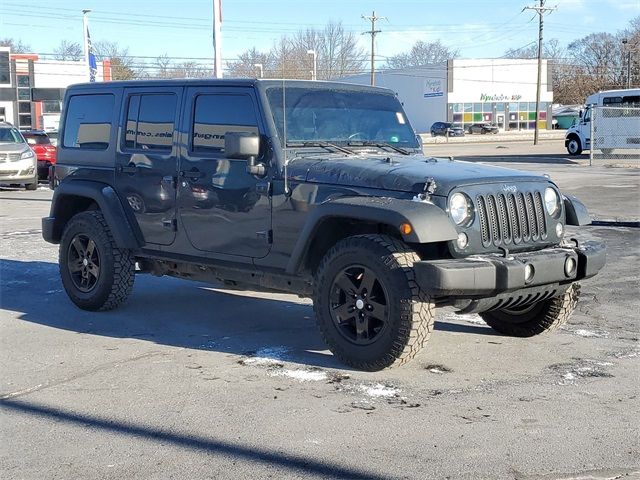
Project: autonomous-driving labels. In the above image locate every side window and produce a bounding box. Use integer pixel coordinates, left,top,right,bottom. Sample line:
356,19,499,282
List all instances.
63,94,114,149
191,94,259,155
124,93,176,152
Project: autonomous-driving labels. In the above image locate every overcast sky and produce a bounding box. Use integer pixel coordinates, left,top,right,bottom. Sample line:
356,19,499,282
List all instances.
1,0,638,64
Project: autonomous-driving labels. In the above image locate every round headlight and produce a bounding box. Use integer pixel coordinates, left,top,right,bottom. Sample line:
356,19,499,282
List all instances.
449,193,472,225
544,187,560,216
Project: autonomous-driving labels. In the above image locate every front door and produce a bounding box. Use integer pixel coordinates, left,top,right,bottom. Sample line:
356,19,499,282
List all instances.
115,87,182,246
177,86,271,258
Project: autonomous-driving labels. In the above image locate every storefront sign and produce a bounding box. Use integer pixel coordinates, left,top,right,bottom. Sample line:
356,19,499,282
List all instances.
424,79,444,98
480,93,522,102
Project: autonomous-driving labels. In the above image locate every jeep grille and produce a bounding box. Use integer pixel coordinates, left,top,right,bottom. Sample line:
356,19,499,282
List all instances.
476,191,547,247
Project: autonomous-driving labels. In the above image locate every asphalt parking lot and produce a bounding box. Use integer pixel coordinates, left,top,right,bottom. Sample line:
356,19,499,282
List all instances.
1,140,639,479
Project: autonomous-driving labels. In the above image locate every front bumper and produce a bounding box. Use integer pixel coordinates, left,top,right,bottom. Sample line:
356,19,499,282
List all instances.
0,158,37,182
414,241,605,298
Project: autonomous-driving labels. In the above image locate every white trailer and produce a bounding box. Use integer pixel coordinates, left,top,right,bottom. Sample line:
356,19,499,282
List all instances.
565,88,640,155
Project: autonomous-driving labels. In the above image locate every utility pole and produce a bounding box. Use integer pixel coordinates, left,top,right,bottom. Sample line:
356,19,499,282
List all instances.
362,11,384,86
213,0,222,78
524,0,555,145
82,9,91,82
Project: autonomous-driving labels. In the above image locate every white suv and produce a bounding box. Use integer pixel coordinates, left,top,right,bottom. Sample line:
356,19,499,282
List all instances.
0,123,38,190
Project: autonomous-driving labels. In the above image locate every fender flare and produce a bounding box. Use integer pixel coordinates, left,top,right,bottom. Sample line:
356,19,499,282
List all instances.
563,195,591,226
45,180,142,249
285,196,457,274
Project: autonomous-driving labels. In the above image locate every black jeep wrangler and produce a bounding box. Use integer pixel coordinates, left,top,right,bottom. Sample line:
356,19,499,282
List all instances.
42,79,605,371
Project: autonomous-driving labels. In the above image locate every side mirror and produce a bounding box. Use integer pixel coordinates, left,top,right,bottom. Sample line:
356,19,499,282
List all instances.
578,110,583,119
224,131,266,177
224,131,260,159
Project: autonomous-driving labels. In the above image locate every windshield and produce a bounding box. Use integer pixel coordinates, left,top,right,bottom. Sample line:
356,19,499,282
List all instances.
0,127,25,144
266,87,419,148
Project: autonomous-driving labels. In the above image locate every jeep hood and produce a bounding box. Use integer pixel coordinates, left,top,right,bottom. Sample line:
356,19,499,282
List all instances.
290,154,548,194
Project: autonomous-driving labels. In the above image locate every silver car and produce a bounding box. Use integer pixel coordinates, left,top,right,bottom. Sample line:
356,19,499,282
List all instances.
0,123,38,190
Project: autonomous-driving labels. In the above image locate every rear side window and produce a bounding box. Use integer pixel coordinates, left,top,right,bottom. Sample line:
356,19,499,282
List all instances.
191,94,258,154
63,94,114,149
124,93,177,152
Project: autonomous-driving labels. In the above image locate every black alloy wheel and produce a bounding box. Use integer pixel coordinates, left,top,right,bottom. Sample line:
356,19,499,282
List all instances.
67,233,101,292
329,265,389,345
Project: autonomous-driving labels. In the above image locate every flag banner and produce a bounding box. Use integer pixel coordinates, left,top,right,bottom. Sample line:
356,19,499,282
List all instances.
87,26,97,82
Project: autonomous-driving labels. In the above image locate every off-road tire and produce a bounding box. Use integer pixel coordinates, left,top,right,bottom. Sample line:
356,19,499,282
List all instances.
480,283,580,337
59,210,135,311
313,234,434,371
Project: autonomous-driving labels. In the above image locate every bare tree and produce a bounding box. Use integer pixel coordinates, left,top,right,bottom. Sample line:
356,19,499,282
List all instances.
0,38,32,53
53,40,83,61
227,48,275,78
154,53,173,78
93,41,137,80
385,40,459,69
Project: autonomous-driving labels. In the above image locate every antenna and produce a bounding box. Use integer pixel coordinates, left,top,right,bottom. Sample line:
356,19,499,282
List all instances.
282,66,290,196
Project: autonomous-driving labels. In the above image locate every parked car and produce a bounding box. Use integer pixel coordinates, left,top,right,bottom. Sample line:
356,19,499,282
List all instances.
467,123,499,134
22,130,57,180
43,79,605,371
430,122,465,137
0,122,38,190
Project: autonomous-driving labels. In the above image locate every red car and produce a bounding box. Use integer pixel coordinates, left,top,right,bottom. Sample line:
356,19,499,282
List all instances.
22,130,57,180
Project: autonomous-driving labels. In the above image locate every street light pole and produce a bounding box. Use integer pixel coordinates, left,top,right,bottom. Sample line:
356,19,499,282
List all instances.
254,63,263,78
307,49,316,80
622,39,631,89
82,9,91,81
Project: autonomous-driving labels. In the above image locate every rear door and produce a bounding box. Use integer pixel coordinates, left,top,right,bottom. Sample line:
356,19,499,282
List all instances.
177,86,272,258
115,87,182,246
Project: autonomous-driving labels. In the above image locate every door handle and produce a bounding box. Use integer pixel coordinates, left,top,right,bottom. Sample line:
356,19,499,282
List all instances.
118,164,137,174
180,170,203,180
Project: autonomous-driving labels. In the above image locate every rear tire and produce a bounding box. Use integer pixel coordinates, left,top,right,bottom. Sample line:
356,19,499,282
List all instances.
313,234,434,371
59,210,135,311
480,284,580,337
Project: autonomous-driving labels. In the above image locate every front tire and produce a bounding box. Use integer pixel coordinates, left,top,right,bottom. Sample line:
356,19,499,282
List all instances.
480,284,580,337
59,210,135,311
566,137,582,155
313,235,434,371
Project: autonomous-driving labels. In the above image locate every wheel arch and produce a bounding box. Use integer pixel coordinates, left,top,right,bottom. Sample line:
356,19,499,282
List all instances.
285,196,458,275
43,180,142,249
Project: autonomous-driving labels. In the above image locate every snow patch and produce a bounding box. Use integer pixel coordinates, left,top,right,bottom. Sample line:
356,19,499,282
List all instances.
441,312,485,325
240,346,291,366
269,369,328,382
358,383,400,398
572,329,609,338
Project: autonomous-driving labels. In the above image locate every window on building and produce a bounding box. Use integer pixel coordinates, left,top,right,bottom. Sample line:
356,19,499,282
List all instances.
18,115,32,127
17,75,30,87
63,94,114,149
18,89,31,101
473,103,482,112
191,94,259,154
124,93,176,152
42,101,61,113
509,102,519,112
18,102,31,114
0,52,9,85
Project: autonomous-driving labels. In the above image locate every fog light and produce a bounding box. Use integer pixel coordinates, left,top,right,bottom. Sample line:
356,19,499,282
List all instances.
524,264,535,283
564,256,577,277
456,232,468,249
556,223,564,237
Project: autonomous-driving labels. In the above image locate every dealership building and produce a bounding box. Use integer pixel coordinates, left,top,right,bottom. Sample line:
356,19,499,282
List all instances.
0,47,111,132
341,59,553,133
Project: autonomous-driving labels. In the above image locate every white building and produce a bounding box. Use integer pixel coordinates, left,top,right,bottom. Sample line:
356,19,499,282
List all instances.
0,47,111,131
341,59,553,133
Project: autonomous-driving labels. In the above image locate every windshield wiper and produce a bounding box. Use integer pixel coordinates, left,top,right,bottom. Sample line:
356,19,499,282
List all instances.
346,141,411,155
286,141,355,155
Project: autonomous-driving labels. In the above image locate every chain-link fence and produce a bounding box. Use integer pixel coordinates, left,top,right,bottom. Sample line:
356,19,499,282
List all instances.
590,105,640,163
